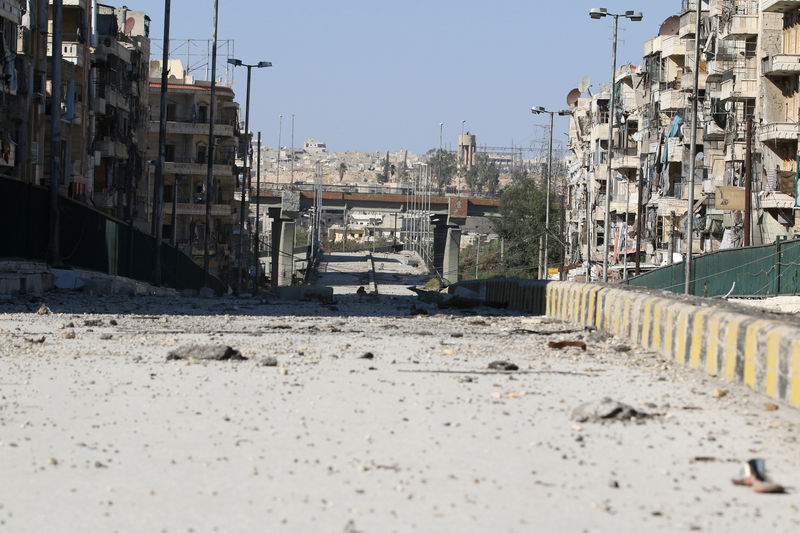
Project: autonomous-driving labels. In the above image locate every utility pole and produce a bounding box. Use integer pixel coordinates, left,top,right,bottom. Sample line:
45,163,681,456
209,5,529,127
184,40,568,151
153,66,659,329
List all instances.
290,113,295,184
254,131,262,291
685,0,701,295
475,235,480,280
154,0,171,283
603,15,619,283
635,161,646,275
744,117,753,247
48,0,63,266
276,115,282,185
237,64,253,294
204,0,219,288
589,7,642,282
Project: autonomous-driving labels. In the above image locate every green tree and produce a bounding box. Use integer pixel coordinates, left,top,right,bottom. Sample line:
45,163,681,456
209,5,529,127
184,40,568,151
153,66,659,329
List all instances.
492,178,559,278
465,153,500,195
376,151,391,183
338,162,347,182
426,148,457,193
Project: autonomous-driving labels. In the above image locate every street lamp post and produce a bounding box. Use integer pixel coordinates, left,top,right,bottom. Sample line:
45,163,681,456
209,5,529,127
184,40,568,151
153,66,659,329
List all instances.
531,106,571,279
589,7,642,283
227,57,272,294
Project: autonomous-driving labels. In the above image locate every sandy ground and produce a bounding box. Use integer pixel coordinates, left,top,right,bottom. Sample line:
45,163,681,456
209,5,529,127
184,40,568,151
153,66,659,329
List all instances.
730,295,800,315
1,252,799,532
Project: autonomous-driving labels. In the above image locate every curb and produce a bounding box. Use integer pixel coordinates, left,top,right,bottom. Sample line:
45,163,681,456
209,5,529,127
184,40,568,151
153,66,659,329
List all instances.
450,277,800,408
547,281,800,408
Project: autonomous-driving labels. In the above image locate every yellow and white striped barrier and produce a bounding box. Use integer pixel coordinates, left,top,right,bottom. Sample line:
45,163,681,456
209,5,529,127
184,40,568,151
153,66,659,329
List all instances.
546,281,800,408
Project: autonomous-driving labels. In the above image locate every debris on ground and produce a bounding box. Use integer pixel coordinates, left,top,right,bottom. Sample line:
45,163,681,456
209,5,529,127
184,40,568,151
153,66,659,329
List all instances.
360,352,375,360
260,357,278,367
36,304,51,315
357,287,367,296
713,388,728,399
166,344,246,361
732,459,786,494
60,329,76,340
764,402,780,411
571,397,651,423
612,344,632,352
548,340,587,351
488,360,519,371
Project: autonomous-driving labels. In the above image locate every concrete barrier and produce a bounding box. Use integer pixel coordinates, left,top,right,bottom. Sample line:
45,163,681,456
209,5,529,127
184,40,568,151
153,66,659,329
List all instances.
451,277,800,408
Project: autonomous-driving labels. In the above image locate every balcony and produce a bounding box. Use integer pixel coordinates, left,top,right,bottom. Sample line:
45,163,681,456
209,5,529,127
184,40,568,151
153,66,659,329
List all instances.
762,54,800,77
47,40,85,68
719,16,758,40
720,71,758,101
660,36,685,58
591,122,610,140
659,89,687,111
163,202,233,217
762,0,800,12
96,138,128,160
757,122,799,142
105,87,130,112
611,149,640,171
164,159,236,178
666,137,685,163
148,120,235,138
724,141,747,162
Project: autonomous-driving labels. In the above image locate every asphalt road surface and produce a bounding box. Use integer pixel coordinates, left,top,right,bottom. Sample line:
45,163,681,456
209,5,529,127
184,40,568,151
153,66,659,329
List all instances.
1,251,799,532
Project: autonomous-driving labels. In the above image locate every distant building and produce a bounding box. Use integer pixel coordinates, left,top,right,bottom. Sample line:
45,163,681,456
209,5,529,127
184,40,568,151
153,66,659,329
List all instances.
304,138,327,153
146,59,243,279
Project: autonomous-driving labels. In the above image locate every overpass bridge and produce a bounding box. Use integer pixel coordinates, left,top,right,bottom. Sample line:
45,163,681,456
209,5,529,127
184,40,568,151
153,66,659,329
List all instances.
249,183,501,218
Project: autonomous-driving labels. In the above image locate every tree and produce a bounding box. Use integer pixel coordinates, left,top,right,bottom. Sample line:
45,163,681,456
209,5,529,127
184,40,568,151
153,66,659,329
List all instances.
465,153,500,195
492,178,559,278
425,148,457,192
376,151,391,183
338,162,347,182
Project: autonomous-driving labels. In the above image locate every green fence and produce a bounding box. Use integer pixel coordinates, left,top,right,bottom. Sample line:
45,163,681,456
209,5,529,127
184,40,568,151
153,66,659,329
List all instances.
626,238,800,298
0,177,227,294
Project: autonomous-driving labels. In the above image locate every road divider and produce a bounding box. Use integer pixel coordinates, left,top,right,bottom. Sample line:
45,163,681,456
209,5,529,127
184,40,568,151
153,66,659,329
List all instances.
451,278,800,408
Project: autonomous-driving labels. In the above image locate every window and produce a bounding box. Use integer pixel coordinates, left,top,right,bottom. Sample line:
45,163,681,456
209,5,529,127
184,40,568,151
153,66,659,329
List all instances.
165,144,175,162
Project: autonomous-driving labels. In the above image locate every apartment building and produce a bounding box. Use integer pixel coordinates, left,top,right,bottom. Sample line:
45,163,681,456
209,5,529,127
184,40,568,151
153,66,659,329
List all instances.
0,1,24,179
90,4,150,221
566,0,800,280
145,59,243,279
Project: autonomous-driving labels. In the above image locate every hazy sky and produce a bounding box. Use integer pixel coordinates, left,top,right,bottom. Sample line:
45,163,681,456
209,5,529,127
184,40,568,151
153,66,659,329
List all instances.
134,1,679,154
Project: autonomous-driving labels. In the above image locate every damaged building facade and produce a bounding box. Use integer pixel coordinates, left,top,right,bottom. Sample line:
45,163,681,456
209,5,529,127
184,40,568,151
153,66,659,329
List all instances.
145,59,243,279
566,0,800,280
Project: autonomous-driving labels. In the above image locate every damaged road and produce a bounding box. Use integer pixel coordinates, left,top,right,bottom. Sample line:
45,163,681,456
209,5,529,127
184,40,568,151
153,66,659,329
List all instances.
1,253,799,531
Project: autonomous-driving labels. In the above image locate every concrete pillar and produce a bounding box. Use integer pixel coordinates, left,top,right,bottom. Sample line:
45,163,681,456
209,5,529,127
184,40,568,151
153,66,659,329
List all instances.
277,221,296,287
269,207,282,289
431,214,449,276
442,227,461,285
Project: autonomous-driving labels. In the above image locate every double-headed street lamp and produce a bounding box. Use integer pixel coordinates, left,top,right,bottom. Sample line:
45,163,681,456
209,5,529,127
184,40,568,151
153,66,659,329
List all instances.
590,8,642,283
228,57,272,294
531,106,571,279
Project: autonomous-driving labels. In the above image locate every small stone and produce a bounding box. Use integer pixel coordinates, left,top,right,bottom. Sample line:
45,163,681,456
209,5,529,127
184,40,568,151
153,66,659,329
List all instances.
612,344,631,352
260,357,278,367
571,397,650,423
109,319,118,326
360,352,375,360
279,367,289,376
608,480,619,489
100,334,112,340
442,349,454,356
36,304,51,315
764,402,779,411
166,344,246,361
713,389,728,399
488,361,518,371
61,329,76,340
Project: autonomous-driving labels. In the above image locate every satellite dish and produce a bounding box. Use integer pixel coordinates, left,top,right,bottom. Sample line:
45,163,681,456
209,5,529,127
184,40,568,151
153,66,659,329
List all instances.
578,75,591,94
696,152,705,163
567,88,581,107
659,15,680,36
633,131,642,142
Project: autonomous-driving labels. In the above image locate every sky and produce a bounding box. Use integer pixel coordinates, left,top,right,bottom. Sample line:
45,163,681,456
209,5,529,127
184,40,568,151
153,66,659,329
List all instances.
133,1,679,155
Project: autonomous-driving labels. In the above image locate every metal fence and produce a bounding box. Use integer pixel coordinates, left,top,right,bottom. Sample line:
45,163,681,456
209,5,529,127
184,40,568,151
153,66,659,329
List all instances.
0,177,227,294
626,238,800,298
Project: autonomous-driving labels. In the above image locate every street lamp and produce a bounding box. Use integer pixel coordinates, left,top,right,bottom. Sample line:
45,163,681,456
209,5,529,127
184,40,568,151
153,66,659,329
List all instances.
531,106,571,279
590,7,642,283
228,57,272,294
